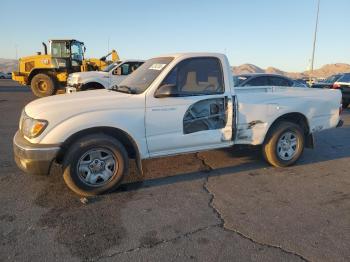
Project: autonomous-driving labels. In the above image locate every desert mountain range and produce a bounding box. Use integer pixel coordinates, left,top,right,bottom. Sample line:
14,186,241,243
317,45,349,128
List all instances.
0,58,18,74
1,58,349,79
233,63,350,79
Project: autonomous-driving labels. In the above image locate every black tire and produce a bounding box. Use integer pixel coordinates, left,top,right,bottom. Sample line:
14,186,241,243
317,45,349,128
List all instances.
30,73,56,97
81,83,104,91
62,134,128,196
262,121,305,167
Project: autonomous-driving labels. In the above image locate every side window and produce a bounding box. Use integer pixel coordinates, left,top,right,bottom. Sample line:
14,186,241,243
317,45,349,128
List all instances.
243,76,270,86
269,77,292,86
113,63,130,75
160,57,224,96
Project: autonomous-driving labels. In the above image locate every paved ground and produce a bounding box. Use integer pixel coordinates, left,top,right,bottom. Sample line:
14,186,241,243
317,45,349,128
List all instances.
0,79,349,262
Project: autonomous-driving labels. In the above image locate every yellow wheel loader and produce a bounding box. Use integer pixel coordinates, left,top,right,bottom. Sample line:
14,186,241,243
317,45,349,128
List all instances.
12,39,119,97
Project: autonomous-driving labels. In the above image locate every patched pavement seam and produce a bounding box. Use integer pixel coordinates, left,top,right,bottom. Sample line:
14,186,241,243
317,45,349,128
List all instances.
97,224,221,260
203,177,311,262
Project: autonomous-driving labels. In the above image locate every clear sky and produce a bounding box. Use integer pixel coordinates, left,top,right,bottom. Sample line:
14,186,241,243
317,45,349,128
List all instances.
1,0,349,71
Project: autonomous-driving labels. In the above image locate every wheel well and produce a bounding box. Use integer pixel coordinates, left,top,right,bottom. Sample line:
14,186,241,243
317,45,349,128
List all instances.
264,112,311,145
56,127,138,163
81,82,105,90
28,69,55,84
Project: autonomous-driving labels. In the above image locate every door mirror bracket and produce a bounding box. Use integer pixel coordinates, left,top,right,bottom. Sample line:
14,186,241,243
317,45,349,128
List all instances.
154,84,179,98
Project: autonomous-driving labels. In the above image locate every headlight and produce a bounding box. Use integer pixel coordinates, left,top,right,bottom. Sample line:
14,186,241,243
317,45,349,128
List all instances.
67,75,81,85
20,111,48,138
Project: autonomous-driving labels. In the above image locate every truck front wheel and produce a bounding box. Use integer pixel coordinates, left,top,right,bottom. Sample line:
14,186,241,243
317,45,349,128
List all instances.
262,121,305,167
62,134,128,196
30,73,56,97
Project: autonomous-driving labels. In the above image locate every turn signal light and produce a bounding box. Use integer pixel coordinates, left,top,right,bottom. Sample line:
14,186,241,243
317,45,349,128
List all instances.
31,122,47,137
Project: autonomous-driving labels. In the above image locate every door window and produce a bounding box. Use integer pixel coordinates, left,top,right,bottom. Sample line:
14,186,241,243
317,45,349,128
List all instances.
269,76,292,86
113,62,144,75
51,42,70,58
71,43,84,62
160,57,224,96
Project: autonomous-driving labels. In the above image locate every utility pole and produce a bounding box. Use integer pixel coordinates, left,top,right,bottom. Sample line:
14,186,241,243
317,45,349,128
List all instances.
310,0,321,77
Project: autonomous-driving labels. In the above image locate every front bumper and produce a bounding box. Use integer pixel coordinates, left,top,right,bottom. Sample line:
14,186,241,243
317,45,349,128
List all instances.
12,72,27,85
67,82,83,89
13,131,60,175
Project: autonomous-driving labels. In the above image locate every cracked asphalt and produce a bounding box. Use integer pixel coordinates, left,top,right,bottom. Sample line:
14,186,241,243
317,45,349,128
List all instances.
0,80,349,262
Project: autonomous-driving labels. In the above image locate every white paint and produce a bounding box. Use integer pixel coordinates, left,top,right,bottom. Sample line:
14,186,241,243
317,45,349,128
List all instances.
21,53,342,160
66,59,144,90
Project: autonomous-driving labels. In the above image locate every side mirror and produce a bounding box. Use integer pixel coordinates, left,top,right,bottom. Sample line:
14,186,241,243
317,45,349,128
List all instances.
154,84,179,98
112,67,122,76
114,67,122,75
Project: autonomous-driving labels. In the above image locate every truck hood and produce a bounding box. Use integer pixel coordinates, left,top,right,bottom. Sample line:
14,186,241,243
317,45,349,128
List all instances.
70,71,108,79
25,89,143,120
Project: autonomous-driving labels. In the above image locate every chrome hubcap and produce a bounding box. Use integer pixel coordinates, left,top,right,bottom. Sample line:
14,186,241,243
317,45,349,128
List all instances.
277,131,298,161
77,148,117,186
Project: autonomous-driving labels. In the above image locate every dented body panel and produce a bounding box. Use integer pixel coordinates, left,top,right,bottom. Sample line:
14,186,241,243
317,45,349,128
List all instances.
234,86,341,145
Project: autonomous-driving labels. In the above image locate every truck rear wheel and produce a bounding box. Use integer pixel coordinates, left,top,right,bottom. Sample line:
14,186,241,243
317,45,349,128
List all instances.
31,73,56,97
62,134,128,196
262,121,305,167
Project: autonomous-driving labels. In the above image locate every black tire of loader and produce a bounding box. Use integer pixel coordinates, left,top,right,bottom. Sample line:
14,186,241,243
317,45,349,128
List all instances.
30,73,56,97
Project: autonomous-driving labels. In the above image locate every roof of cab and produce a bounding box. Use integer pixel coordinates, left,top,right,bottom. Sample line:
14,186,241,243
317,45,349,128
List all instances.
49,39,84,44
155,52,226,59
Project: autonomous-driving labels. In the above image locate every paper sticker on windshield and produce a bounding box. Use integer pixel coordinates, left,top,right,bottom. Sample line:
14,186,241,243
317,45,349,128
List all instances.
149,63,166,70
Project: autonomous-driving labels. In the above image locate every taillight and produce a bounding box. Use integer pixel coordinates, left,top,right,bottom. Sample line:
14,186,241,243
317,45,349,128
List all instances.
332,83,341,89
339,106,343,115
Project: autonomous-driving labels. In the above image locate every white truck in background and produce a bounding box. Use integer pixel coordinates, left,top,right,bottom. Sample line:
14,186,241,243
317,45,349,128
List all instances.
13,53,343,196
66,59,144,92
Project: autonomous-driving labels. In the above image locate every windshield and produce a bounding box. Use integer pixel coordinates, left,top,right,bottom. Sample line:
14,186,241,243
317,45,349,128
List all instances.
233,75,251,86
71,42,84,61
103,62,120,72
337,73,350,83
118,57,174,93
325,74,342,83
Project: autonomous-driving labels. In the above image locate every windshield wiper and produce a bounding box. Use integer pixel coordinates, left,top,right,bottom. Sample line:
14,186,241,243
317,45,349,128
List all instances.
111,85,137,94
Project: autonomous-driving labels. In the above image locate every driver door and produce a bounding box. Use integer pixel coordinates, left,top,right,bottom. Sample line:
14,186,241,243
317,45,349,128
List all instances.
145,57,234,157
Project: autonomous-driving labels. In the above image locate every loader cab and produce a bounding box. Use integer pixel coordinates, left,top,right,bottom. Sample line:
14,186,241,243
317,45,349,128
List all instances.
49,39,85,71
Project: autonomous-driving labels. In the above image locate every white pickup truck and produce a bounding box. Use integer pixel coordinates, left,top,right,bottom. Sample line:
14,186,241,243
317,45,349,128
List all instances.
66,59,144,92
13,53,343,196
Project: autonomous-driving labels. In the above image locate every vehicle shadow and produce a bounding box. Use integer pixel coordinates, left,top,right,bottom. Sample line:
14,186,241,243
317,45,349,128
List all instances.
117,118,350,194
